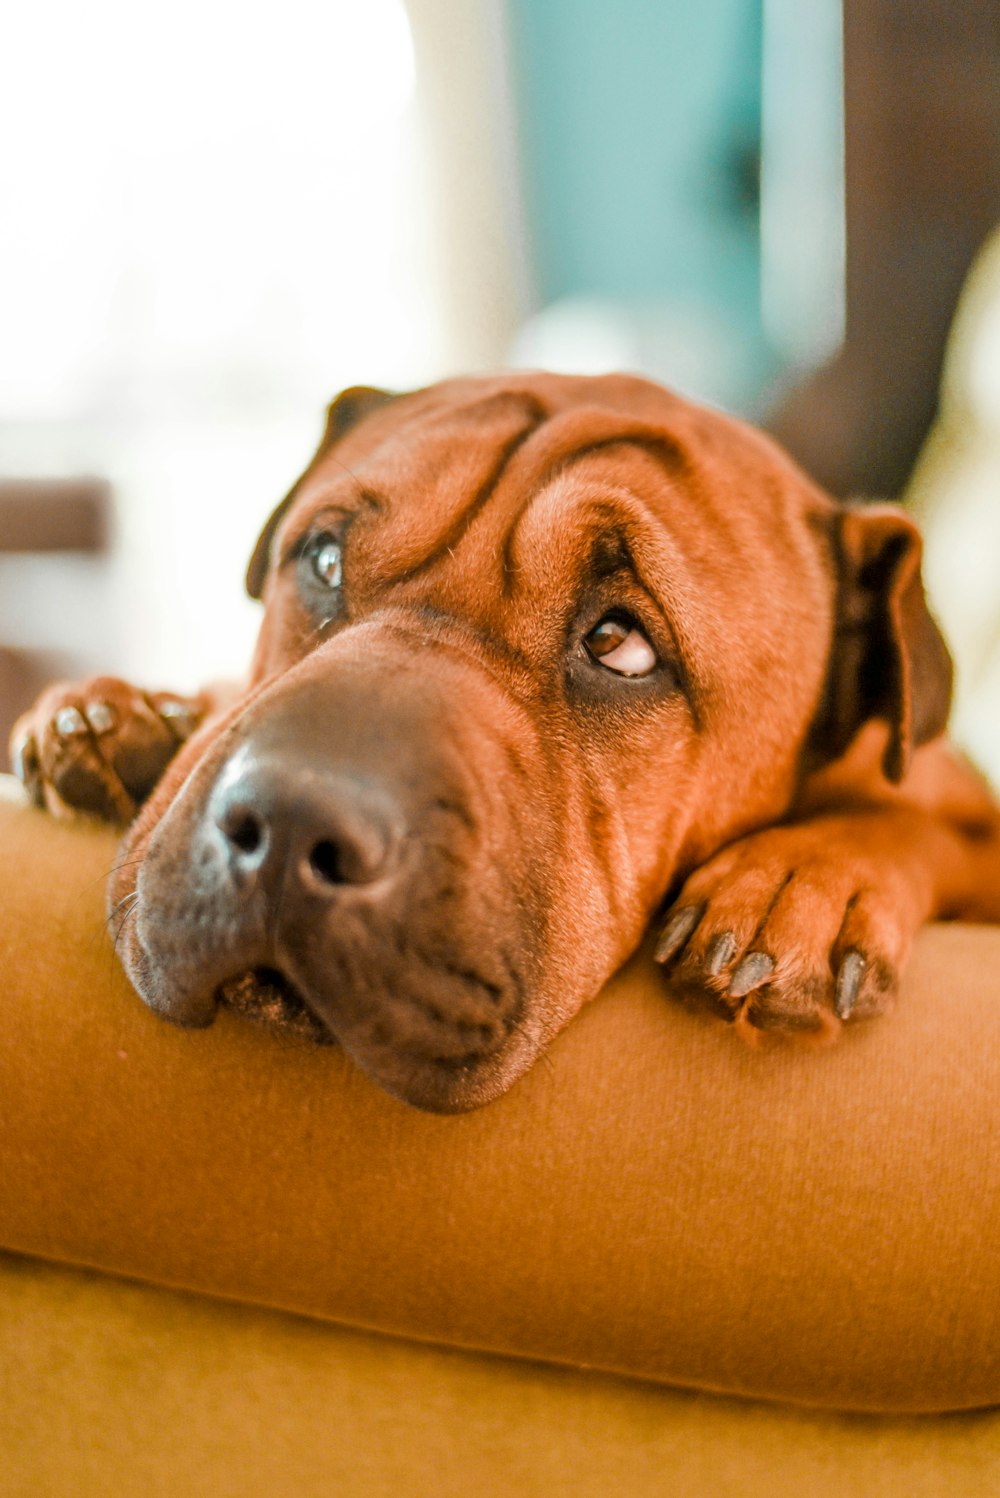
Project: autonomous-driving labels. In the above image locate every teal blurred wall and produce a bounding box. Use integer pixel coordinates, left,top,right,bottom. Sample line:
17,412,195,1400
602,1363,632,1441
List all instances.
506,0,775,410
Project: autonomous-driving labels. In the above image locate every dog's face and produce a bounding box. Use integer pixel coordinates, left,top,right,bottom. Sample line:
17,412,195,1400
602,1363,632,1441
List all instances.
110,372,946,1110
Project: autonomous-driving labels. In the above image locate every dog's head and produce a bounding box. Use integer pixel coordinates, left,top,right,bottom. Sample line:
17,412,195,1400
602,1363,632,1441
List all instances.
111,373,950,1110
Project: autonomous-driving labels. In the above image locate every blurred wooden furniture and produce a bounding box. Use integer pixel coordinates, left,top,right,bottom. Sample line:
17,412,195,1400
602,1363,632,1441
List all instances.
0,478,107,554
766,0,1000,498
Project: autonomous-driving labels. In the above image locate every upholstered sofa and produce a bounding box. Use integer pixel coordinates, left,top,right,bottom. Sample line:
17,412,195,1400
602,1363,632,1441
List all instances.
3,777,1000,1496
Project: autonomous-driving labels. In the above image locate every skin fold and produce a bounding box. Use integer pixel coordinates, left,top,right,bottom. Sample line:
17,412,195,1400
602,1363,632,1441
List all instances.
11,372,1000,1111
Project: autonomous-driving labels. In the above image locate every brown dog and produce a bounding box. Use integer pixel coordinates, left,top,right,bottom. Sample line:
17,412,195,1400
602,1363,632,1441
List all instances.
11,373,1000,1111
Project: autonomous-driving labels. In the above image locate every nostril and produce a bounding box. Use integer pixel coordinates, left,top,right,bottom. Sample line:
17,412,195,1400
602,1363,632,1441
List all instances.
309,838,345,886
230,813,263,854
218,802,267,859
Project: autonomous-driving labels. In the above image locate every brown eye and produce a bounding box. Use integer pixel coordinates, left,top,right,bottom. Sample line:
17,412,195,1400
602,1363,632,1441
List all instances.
584,615,658,676
586,617,628,657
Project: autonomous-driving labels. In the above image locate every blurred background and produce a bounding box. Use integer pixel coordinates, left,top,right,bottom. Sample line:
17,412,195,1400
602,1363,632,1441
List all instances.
1,0,998,773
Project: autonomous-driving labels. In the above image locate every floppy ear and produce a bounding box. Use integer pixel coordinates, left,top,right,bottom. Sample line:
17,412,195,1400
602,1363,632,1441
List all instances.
808,503,953,783
246,385,394,599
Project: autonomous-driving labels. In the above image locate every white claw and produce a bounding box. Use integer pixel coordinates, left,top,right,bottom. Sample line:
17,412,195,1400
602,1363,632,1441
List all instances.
55,706,88,737
85,701,117,735
159,700,198,738
11,733,36,784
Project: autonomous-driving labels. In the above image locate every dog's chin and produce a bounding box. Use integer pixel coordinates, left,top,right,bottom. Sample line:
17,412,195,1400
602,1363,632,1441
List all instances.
206,966,527,1114
336,1031,530,1114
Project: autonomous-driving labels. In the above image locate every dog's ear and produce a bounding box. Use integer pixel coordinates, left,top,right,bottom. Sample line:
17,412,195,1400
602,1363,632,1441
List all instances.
808,503,952,783
246,385,394,599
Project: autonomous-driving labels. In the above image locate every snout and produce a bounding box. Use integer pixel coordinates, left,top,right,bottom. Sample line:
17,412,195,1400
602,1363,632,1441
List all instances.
111,637,554,1110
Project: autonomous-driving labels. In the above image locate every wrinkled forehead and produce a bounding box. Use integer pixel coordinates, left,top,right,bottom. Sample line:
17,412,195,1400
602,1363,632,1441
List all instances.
281,374,831,574
278,376,834,622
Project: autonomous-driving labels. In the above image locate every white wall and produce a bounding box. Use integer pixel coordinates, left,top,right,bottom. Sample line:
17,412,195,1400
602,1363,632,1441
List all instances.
0,0,528,692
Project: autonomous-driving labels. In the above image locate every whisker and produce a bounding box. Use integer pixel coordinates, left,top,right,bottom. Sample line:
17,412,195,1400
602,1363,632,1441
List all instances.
105,854,147,878
111,898,140,962
107,889,140,927
324,453,383,506
77,854,139,894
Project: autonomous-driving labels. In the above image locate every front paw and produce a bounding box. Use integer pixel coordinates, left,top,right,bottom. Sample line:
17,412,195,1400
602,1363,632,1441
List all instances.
654,824,913,1036
10,677,205,824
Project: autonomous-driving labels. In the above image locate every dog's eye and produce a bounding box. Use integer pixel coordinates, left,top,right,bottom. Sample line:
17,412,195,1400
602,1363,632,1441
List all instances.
306,533,343,589
584,615,658,676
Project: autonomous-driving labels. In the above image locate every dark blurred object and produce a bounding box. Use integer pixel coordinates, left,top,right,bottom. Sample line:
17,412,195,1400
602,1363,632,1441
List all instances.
766,0,1000,498
0,477,110,765
0,477,109,552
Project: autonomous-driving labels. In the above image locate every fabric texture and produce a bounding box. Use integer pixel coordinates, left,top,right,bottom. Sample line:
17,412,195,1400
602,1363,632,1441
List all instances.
2,777,1000,1414
3,1251,999,1498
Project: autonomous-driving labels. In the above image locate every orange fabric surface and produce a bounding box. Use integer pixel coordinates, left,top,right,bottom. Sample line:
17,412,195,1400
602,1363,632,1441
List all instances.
4,1251,1000,1498
2,776,1000,1414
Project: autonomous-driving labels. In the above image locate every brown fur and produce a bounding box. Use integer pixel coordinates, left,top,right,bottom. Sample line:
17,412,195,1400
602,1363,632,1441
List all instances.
12,372,1000,1110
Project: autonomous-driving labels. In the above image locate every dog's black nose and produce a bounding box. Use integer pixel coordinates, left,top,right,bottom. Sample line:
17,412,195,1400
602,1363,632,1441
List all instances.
212,750,401,891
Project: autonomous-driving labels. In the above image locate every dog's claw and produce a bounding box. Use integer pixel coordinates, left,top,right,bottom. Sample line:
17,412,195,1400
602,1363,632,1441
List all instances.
727,951,775,1000
10,731,29,782
11,731,44,804
85,700,117,735
706,930,738,976
54,705,88,738
834,949,865,1020
655,903,703,964
158,699,201,740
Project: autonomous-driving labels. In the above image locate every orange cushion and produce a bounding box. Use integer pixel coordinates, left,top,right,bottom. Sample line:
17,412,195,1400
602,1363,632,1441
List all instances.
1,776,999,1413
5,1250,1000,1497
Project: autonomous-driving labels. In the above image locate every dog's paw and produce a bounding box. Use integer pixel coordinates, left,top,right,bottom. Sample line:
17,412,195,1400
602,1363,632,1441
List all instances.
9,677,205,823
654,822,914,1037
